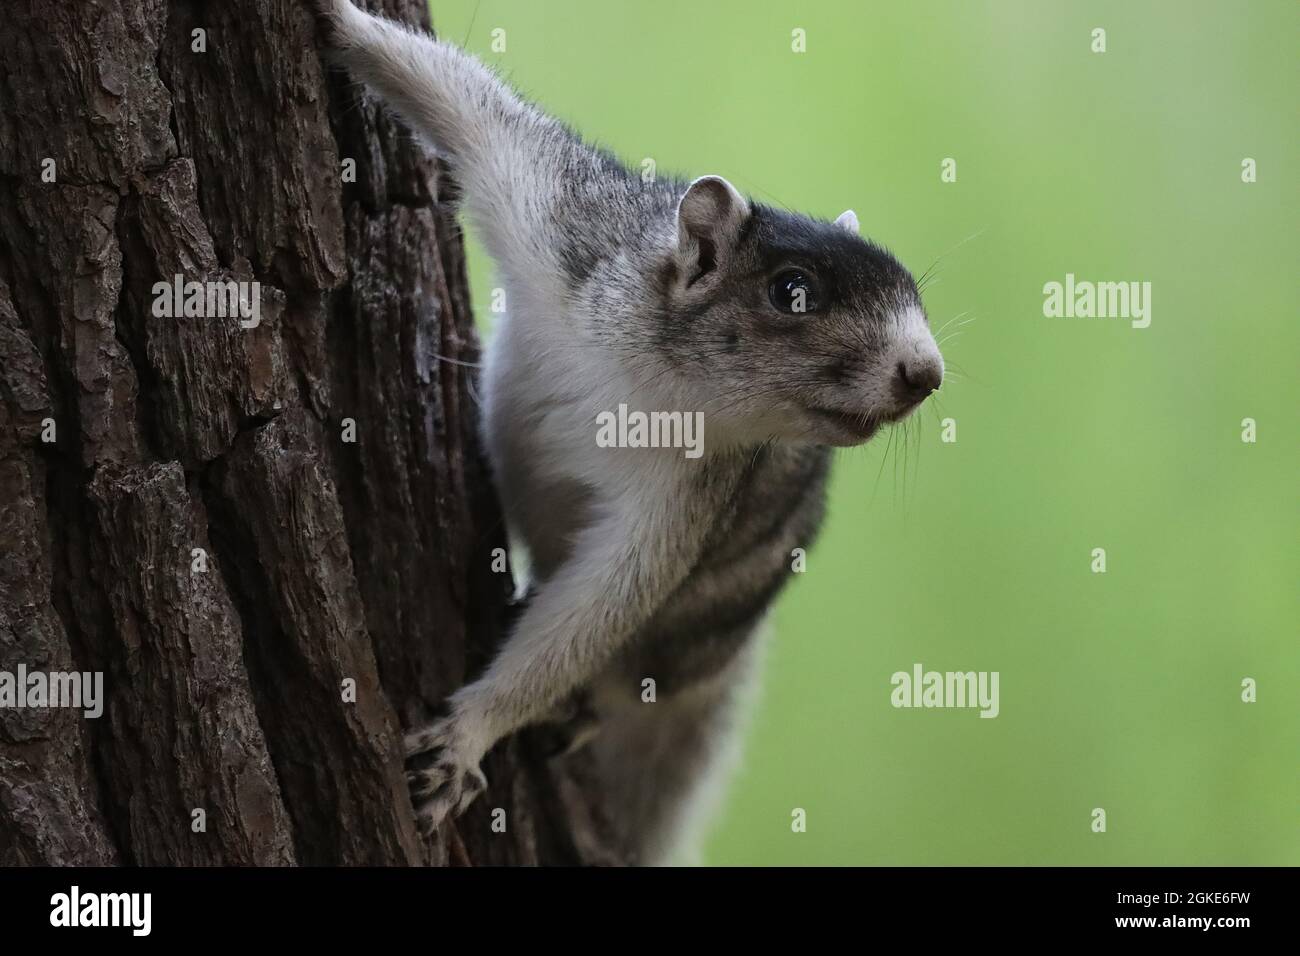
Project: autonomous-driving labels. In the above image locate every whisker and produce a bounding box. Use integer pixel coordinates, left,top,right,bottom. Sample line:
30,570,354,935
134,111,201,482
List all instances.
932,310,972,340
433,351,482,368
868,422,897,509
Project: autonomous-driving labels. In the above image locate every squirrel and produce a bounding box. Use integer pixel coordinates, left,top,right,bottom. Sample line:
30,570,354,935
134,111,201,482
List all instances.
308,0,943,863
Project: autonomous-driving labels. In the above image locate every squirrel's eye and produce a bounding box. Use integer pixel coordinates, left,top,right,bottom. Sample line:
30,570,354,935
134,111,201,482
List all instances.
768,270,818,314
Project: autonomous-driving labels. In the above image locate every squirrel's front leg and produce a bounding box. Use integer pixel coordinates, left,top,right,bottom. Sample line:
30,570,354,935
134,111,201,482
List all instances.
405,469,722,828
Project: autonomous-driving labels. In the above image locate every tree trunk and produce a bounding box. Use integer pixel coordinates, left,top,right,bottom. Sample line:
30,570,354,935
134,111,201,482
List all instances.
0,0,618,866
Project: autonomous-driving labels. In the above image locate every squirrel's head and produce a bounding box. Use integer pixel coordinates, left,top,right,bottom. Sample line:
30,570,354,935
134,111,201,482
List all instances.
655,175,942,446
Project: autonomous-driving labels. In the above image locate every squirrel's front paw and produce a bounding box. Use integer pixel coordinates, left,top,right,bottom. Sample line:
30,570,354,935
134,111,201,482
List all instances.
404,718,487,831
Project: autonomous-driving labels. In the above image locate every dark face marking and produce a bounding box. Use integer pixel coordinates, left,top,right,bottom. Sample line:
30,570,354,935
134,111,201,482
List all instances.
655,202,927,442
823,357,857,384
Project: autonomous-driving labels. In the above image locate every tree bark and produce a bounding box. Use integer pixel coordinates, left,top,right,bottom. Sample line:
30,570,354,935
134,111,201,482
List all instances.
0,0,619,866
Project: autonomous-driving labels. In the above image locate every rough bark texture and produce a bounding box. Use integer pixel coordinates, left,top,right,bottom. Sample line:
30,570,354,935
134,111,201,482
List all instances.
0,0,617,866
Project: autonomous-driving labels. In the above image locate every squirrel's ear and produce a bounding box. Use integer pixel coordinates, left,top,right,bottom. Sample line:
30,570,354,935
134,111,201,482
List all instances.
834,209,859,235
675,175,750,285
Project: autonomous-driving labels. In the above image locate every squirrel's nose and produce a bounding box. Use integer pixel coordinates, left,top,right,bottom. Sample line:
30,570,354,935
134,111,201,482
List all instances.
894,355,943,403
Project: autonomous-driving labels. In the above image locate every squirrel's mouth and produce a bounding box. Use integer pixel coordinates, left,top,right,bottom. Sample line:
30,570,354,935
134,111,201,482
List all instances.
805,405,881,439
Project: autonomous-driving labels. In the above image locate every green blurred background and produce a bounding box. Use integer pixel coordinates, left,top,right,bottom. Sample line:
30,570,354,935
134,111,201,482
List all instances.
430,0,1298,864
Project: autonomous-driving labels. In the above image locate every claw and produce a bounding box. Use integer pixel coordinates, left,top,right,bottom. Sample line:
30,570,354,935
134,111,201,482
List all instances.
404,728,438,759
403,716,488,829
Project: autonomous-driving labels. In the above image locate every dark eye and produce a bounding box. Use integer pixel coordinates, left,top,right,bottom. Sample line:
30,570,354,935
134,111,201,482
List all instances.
768,270,819,314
